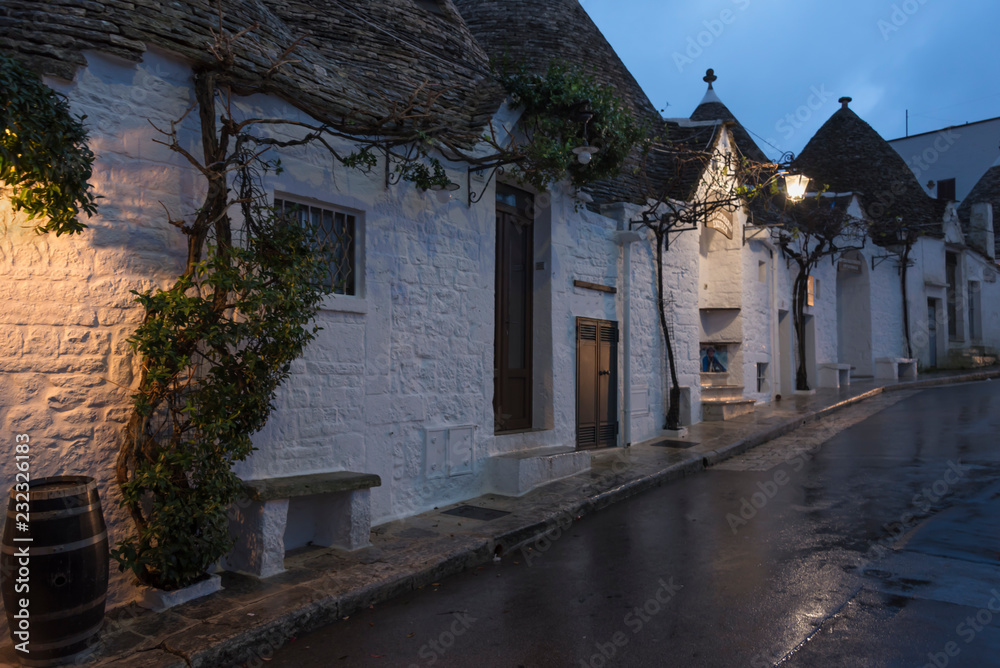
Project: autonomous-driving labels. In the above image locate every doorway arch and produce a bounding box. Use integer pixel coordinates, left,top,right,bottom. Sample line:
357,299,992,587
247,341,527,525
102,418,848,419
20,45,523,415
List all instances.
836,250,873,376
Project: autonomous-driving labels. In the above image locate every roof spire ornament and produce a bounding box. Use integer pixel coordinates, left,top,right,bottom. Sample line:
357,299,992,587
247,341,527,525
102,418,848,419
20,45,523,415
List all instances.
703,68,717,89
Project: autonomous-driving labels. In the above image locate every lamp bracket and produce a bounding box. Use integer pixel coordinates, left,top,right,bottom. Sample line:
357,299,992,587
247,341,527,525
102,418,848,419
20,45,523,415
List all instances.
467,163,507,206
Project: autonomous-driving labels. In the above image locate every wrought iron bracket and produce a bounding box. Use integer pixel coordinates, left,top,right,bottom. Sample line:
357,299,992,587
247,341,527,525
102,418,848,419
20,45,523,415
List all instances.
467,163,506,206
628,213,697,251
384,146,417,189
741,211,784,247
871,250,914,273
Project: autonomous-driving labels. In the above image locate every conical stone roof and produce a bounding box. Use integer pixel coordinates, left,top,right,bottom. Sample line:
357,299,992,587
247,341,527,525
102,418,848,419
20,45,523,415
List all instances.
689,69,768,163
454,0,712,205
958,156,1000,257
793,97,942,230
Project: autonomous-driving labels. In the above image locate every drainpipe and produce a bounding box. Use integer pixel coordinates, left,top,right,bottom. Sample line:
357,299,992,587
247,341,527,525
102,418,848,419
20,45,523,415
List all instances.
614,227,644,447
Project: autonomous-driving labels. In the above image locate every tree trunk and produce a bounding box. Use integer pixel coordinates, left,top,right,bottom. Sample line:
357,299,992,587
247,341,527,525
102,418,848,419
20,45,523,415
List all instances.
792,267,810,391
900,245,912,358
654,231,682,430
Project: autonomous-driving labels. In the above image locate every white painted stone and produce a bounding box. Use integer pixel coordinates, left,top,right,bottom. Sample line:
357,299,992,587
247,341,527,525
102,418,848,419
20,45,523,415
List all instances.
134,573,223,613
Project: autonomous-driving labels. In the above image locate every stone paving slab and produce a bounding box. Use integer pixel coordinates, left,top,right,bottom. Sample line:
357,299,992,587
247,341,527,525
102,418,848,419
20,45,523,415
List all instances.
1,367,997,667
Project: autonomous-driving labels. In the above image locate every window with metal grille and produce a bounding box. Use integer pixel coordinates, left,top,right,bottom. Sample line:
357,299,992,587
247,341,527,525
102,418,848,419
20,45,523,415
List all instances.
274,197,357,295
757,362,769,393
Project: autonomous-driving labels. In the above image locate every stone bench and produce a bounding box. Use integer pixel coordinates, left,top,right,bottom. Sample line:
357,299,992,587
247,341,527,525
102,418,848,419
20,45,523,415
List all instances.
225,471,381,578
818,363,852,389
875,357,918,381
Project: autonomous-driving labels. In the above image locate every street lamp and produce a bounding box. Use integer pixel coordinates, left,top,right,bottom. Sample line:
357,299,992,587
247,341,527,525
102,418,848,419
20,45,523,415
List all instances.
572,140,599,165
428,181,460,203
782,172,810,201
571,101,600,166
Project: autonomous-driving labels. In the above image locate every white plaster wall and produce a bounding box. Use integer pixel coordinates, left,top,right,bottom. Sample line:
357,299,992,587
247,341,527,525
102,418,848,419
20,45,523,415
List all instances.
910,236,947,367
219,92,497,525
0,49,202,618
859,244,907,366
741,237,774,401
888,119,1000,201
773,243,837,390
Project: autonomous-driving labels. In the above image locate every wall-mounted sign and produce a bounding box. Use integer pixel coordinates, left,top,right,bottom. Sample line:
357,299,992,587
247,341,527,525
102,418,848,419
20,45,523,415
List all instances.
838,258,863,273
706,209,734,239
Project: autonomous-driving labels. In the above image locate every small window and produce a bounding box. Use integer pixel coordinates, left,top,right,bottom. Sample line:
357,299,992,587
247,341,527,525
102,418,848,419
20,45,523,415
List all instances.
758,261,767,283
757,363,769,393
937,178,956,201
274,197,358,295
807,276,819,306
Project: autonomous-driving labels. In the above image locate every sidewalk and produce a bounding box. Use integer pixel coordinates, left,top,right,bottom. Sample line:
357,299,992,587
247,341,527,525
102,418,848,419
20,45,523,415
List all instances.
4,367,999,668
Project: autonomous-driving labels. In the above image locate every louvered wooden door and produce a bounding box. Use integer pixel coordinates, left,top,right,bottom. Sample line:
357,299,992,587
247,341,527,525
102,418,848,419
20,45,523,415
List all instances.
576,317,619,449
493,185,533,433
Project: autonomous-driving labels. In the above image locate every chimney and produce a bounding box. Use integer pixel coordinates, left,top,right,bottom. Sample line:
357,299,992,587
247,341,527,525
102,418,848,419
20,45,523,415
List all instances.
969,202,996,261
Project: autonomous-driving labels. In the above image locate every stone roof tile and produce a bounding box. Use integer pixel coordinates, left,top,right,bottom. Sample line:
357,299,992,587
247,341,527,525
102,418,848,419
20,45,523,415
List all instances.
2,0,503,146
792,101,943,234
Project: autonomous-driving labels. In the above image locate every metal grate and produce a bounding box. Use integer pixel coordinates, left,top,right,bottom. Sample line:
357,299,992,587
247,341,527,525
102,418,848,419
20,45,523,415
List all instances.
441,505,511,521
275,198,356,295
650,438,700,449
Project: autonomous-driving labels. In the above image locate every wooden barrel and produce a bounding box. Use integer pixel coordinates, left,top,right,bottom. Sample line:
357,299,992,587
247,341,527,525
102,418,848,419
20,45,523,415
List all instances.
1,476,109,667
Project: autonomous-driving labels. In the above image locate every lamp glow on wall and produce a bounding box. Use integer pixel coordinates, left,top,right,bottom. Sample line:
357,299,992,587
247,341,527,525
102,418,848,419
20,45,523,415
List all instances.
428,181,460,203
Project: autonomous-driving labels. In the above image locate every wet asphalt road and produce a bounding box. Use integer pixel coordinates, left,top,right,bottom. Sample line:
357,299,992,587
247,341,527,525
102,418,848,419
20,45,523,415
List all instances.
269,381,1000,668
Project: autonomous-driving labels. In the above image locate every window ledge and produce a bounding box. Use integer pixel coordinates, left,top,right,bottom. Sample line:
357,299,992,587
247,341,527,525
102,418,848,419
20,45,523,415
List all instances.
318,294,368,314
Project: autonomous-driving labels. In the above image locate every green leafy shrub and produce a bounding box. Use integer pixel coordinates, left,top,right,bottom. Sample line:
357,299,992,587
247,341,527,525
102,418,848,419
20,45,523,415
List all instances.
112,212,329,589
0,54,97,234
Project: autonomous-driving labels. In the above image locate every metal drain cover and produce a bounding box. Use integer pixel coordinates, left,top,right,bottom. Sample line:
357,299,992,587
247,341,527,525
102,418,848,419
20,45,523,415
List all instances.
650,439,700,449
441,505,511,521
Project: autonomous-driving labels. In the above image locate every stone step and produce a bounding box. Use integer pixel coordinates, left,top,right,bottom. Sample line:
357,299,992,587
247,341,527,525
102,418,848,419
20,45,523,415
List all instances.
701,398,756,422
485,446,591,497
700,372,731,387
699,384,744,400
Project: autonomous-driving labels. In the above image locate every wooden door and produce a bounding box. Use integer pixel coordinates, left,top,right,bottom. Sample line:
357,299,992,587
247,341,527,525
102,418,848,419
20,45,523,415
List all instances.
494,186,533,432
577,318,619,449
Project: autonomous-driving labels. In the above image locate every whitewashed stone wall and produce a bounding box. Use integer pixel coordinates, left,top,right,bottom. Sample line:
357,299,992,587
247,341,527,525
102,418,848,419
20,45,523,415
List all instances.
741,237,775,401
0,49,202,616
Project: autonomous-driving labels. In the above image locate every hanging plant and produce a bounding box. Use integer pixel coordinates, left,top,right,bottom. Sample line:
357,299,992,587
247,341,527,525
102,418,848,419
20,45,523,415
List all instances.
0,54,98,235
492,58,647,190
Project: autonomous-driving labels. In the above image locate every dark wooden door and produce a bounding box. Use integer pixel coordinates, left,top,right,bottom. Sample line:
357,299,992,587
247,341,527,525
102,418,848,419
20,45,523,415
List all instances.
576,317,619,449
494,186,533,433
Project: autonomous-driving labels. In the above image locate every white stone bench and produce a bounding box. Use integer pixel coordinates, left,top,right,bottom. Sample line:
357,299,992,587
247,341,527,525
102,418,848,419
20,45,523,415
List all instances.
875,357,918,381
225,471,381,578
818,363,852,389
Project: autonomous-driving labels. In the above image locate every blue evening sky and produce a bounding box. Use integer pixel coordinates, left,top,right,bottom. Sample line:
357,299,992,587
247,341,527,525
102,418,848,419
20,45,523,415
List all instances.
581,0,1000,159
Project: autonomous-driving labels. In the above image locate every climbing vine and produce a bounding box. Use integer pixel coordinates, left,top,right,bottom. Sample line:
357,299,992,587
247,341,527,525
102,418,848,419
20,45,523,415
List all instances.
0,54,97,234
491,58,647,190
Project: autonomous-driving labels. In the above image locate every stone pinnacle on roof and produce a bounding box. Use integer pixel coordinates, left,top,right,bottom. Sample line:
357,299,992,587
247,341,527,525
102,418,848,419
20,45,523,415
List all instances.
690,68,766,161
793,100,942,229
